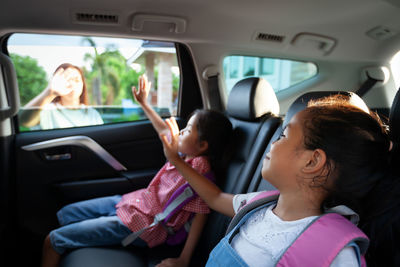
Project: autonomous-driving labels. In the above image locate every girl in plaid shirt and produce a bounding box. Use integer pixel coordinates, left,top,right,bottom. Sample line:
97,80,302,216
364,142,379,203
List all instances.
41,75,233,267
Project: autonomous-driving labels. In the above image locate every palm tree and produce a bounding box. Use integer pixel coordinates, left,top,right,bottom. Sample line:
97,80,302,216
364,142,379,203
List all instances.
82,37,123,105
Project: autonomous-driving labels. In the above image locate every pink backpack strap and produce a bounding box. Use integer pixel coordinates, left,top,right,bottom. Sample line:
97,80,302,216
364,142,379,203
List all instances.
276,213,369,267
226,190,280,234
248,190,280,205
163,171,215,222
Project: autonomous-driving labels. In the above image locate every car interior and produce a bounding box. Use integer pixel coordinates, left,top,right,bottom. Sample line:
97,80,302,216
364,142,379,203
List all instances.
1,0,400,266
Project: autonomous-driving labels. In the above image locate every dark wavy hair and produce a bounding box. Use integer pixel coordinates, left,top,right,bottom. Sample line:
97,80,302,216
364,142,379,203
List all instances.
190,109,233,180
301,95,390,211
301,95,395,265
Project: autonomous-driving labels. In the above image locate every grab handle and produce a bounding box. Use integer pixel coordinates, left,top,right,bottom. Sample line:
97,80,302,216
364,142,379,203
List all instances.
132,13,186,33
0,52,20,121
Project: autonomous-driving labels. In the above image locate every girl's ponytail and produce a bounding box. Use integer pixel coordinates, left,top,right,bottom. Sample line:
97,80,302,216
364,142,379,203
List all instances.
191,109,233,181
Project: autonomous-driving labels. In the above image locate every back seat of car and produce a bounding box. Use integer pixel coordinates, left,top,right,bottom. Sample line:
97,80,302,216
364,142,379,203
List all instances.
60,89,378,267
59,77,282,267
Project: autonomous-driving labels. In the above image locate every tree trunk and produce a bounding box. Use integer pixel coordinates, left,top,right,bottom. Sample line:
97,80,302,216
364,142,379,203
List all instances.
92,76,102,106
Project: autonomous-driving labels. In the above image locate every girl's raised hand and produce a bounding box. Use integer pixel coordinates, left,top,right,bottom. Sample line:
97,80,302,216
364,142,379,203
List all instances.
132,74,152,105
160,117,181,164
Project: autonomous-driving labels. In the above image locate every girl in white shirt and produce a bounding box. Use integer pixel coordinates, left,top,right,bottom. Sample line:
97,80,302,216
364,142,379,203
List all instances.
160,95,391,266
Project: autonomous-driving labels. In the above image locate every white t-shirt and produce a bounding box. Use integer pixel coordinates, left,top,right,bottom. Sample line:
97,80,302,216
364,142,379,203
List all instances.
231,193,359,267
39,103,103,130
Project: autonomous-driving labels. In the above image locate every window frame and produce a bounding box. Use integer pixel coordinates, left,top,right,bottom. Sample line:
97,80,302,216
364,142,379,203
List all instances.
4,33,199,132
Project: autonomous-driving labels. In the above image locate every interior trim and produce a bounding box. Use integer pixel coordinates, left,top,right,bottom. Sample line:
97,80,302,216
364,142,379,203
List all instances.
21,135,127,171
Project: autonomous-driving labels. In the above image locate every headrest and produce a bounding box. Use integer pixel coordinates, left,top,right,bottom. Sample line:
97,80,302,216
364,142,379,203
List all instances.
227,77,279,121
389,88,400,143
283,91,369,127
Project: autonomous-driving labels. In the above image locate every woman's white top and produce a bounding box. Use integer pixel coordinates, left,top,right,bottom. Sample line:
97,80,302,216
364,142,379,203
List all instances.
231,193,359,267
39,103,103,130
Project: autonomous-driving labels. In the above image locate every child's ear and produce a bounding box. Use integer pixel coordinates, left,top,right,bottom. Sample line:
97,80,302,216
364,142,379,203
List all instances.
199,140,209,154
302,149,327,174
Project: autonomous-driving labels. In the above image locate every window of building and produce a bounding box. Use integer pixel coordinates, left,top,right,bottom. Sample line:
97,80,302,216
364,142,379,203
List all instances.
7,33,180,132
243,57,256,76
260,58,274,75
223,55,317,95
228,56,240,78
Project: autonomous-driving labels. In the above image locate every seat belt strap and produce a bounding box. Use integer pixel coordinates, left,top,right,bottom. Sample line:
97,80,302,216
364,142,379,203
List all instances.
207,74,223,111
121,186,195,246
356,72,383,97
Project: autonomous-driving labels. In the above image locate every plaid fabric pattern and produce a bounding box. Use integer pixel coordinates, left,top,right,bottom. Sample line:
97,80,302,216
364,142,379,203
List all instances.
116,156,211,247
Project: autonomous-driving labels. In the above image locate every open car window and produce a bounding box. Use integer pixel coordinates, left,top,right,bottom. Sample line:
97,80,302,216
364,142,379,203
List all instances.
7,33,180,132
223,55,317,95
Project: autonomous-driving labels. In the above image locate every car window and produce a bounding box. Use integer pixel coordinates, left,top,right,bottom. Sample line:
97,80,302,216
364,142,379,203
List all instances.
223,55,317,95
7,33,180,132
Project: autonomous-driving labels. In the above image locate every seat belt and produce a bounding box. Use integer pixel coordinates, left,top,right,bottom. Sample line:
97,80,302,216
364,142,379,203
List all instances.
355,71,383,97
121,172,215,246
207,74,224,111
121,184,195,246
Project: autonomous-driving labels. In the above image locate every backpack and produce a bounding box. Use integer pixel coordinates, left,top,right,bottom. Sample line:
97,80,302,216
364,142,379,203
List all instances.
225,190,369,267
122,172,215,247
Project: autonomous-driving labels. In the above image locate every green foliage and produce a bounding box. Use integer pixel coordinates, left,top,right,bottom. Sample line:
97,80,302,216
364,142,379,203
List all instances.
120,68,144,104
82,38,144,106
110,113,141,123
172,73,179,92
10,54,47,106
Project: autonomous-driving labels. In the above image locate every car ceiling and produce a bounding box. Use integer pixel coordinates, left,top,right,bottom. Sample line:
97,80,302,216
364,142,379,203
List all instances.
1,0,400,63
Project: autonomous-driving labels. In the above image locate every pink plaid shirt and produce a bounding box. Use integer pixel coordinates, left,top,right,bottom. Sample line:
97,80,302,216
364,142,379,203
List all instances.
116,156,211,247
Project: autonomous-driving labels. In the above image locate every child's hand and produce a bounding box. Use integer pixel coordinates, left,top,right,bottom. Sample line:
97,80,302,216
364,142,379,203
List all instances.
132,74,152,105
155,257,189,267
160,117,181,164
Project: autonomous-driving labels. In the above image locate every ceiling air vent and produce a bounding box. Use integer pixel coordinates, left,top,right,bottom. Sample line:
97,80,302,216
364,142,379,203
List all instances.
255,32,285,42
73,11,120,26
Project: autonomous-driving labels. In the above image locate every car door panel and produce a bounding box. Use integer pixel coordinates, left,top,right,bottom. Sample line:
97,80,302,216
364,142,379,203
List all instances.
13,119,186,246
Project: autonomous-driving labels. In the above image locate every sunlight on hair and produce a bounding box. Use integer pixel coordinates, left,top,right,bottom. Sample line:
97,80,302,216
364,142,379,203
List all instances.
348,96,369,114
308,94,369,114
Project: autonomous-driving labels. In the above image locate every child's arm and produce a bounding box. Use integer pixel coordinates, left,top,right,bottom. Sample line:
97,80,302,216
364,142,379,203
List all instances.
133,74,169,135
160,117,235,218
156,213,207,267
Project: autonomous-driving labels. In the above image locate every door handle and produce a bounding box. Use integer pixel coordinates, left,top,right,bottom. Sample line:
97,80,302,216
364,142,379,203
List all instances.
44,152,72,161
21,135,127,171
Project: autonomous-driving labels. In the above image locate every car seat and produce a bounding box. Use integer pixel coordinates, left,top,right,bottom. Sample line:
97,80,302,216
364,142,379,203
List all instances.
60,77,282,267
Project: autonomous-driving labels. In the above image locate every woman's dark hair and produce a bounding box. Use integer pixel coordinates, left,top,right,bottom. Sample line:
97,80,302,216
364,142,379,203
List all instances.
190,109,233,180
52,63,88,105
296,95,400,266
